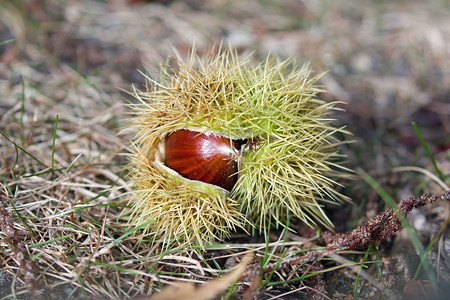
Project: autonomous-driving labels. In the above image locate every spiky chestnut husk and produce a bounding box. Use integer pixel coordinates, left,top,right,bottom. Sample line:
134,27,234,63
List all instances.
126,47,348,247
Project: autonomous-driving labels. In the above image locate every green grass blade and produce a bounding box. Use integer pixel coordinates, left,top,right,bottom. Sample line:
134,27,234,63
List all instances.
414,217,450,279
0,38,15,46
0,131,48,168
105,220,154,248
0,174,13,195
28,235,71,248
354,244,372,299
358,168,437,288
51,114,59,172
375,244,383,279
411,122,445,182
20,78,26,129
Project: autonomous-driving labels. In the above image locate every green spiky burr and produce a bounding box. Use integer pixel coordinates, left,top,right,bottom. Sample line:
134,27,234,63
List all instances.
125,47,348,247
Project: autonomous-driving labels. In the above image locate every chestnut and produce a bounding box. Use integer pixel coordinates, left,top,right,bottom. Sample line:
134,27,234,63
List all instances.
126,46,349,247
164,129,244,191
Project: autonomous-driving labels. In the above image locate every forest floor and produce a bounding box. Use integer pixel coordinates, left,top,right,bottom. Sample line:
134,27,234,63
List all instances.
0,0,449,299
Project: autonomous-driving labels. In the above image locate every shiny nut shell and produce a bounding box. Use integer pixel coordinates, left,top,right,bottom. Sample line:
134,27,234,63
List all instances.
164,129,242,191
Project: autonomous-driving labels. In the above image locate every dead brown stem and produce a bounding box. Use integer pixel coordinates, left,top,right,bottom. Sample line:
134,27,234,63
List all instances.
0,189,41,298
240,191,449,298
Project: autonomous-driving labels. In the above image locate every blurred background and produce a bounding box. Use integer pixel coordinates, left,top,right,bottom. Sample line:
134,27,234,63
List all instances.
1,0,449,298
2,0,449,178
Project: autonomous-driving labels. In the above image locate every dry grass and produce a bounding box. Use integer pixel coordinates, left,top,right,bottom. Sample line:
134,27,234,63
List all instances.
1,0,449,299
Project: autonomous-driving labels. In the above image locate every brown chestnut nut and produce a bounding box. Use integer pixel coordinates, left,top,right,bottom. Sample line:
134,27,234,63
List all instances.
164,129,243,191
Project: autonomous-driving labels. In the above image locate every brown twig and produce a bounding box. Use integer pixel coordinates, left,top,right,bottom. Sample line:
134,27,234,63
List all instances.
322,191,449,250
240,191,450,298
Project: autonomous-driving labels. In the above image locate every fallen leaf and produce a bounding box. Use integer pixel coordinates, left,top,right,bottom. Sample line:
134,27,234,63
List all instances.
147,253,252,300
